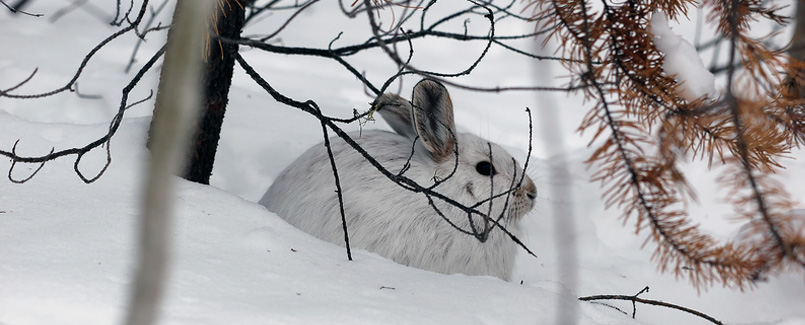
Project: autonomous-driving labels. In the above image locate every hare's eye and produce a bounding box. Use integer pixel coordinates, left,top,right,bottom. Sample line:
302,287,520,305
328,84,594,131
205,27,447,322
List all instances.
475,161,495,176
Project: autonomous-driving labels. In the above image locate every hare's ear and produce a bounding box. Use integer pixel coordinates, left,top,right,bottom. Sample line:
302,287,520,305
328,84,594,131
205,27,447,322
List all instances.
411,79,456,162
375,93,417,139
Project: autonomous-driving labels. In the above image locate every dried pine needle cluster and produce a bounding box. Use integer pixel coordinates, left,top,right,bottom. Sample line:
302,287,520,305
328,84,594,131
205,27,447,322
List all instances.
203,0,244,62
529,0,805,290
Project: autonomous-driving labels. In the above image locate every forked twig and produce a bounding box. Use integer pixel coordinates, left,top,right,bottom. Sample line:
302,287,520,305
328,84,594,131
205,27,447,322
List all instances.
579,286,723,325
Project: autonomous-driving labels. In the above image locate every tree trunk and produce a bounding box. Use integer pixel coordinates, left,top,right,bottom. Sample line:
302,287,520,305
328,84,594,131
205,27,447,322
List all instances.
184,1,250,184
791,3,805,61
148,0,251,184
126,2,211,324
787,2,805,98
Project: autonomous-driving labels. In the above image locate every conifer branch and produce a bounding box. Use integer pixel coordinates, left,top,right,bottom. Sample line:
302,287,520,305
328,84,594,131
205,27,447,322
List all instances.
530,0,805,289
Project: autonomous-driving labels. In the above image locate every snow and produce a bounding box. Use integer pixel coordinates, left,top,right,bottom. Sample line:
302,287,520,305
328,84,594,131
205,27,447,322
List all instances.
650,12,718,102
1,1,804,325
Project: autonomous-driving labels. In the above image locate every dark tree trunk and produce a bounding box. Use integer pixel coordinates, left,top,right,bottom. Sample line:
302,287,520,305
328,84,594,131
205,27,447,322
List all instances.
149,1,251,184
183,2,250,184
791,3,805,62
787,2,805,99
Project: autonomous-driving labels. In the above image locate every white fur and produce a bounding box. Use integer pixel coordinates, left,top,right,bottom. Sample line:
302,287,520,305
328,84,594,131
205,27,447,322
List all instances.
259,80,536,280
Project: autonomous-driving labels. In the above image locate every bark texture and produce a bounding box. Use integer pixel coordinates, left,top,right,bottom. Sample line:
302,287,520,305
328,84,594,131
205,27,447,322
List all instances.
184,2,249,184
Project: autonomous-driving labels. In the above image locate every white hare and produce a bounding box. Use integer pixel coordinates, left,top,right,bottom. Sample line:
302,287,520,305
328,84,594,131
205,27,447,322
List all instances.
260,79,536,280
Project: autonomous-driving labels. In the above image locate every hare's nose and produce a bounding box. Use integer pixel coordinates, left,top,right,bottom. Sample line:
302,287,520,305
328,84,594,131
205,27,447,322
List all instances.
522,178,537,201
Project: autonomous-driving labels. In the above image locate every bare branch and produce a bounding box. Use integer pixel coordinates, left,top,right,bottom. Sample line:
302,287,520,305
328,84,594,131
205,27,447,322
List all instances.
579,287,724,325
0,0,42,16
0,47,164,183
1,1,150,99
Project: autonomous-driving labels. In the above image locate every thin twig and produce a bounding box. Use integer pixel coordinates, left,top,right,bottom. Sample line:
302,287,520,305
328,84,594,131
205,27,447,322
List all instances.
125,0,171,73
0,47,164,183
2,1,151,99
312,100,353,260
579,286,724,325
0,0,42,16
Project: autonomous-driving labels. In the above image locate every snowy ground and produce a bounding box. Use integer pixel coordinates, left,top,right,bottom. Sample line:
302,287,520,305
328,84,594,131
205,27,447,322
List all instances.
1,1,804,324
